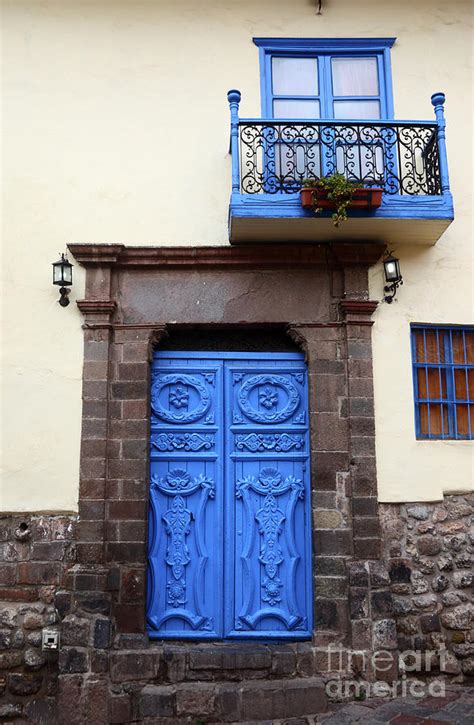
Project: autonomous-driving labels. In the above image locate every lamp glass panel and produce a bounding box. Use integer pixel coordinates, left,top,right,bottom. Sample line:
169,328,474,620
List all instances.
384,259,399,281
62,263,72,285
53,264,63,284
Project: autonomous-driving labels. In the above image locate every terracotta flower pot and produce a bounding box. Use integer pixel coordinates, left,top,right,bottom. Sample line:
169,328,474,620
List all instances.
300,186,383,210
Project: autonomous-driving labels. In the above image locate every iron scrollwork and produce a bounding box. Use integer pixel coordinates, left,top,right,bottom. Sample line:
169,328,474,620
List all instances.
239,121,441,196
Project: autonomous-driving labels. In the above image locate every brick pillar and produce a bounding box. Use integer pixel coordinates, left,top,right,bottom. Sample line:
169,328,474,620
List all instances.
106,326,167,634
340,298,380,559
288,323,352,647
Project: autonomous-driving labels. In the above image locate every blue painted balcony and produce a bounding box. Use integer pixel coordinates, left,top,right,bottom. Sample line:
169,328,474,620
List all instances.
228,90,453,245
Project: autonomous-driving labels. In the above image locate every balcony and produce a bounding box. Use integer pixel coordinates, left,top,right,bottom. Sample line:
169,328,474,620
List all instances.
228,91,453,245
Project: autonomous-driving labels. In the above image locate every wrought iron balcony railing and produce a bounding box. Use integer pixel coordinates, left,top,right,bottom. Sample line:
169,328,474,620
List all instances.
227,90,450,199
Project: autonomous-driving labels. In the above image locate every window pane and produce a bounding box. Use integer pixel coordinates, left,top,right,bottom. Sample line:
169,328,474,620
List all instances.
272,57,318,96
419,403,446,436
417,368,447,400
455,404,471,436
331,57,379,96
452,330,465,363
465,331,474,363
415,330,447,363
273,99,320,119
333,100,380,120
454,368,474,400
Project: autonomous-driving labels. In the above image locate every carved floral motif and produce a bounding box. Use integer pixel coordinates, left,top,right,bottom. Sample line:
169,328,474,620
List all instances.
151,433,213,452
162,495,191,607
151,374,211,424
237,468,304,613
236,432,304,452
259,385,278,409
152,469,215,498
236,468,303,498
169,386,189,409
237,374,300,424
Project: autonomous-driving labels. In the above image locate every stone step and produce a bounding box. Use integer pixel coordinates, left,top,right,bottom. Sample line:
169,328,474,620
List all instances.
110,643,321,684
137,677,328,722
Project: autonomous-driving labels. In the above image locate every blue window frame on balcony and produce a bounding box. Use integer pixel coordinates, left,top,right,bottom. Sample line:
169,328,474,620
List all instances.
253,38,396,189
254,38,395,121
411,325,474,440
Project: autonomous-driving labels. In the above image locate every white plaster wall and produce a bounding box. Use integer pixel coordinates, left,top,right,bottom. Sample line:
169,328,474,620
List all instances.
1,0,472,510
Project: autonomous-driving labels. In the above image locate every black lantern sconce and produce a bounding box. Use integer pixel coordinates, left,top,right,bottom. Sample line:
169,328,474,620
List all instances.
383,251,403,304
52,253,73,307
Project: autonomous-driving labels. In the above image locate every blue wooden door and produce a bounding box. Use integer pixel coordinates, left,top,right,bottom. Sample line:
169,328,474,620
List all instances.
147,352,312,640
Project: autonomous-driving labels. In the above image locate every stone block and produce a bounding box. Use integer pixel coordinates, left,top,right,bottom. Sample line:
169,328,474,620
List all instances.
110,651,158,682
431,574,450,592
83,678,108,724
93,617,112,649
314,599,338,629
441,604,473,630
0,704,22,719
221,645,271,670
372,619,397,650
453,572,473,589
412,571,429,594
368,561,390,588
314,509,344,529
349,588,369,619
417,536,442,556
351,618,372,649
90,650,109,674
371,590,394,618
348,562,369,587
8,673,42,695
296,642,315,676
314,576,346,598
109,694,132,724
139,684,176,718
241,677,327,720
175,682,216,716
57,675,83,725
162,645,186,682
314,556,347,577
313,529,352,556
389,560,411,583
406,505,429,520
271,646,296,676
61,616,90,647
420,613,441,633
215,683,241,722
58,647,88,674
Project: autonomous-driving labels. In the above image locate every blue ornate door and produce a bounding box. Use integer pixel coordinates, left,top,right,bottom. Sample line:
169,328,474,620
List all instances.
147,352,312,640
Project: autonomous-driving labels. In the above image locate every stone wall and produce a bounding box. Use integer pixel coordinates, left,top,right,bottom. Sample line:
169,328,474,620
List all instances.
0,514,76,721
380,494,474,680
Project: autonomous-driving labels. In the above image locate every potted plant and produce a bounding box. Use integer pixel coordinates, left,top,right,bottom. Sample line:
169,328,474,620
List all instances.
300,173,383,227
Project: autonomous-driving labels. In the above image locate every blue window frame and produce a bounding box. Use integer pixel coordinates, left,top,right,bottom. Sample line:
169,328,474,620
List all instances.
411,325,474,440
254,38,395,121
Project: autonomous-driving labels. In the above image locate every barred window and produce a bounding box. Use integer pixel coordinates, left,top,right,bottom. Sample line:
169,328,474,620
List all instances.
411,325,474,439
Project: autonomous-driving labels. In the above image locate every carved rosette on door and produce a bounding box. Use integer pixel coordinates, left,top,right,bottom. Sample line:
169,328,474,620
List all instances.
147,352,312,641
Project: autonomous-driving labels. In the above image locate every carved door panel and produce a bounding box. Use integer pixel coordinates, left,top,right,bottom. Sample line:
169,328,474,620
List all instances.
224,359,312,639
147,356,223,638
147,352,311,640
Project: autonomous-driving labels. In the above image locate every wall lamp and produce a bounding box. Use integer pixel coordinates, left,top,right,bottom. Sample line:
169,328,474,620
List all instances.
383,251,403,304
52,253,73,307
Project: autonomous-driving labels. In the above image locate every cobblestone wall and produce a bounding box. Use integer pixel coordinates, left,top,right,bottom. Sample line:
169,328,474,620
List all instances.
380,494,474,680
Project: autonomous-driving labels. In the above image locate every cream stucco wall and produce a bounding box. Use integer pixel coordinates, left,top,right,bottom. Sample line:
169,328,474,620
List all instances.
1,0,472,511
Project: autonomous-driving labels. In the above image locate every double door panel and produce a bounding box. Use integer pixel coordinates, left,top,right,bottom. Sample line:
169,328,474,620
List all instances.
147,351,312,640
